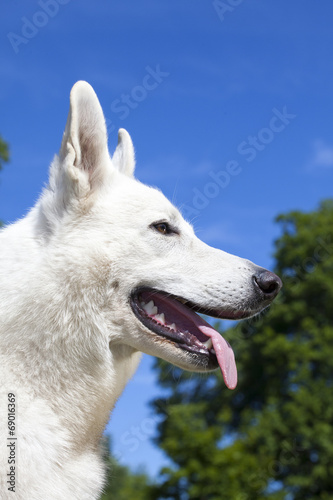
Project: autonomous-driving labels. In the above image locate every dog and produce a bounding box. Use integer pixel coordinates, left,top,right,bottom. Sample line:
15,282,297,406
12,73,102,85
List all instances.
0,81,282,499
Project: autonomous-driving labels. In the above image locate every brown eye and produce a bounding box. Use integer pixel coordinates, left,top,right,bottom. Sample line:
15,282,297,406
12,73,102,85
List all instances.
150,220,179,236
155,222,169,235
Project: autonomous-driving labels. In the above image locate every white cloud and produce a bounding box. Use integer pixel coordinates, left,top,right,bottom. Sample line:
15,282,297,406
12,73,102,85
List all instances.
307,139,333,170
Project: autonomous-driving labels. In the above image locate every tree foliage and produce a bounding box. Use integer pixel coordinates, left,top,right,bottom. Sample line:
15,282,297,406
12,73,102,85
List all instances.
0,135,10,227
0,135,9,172
150,200,333,500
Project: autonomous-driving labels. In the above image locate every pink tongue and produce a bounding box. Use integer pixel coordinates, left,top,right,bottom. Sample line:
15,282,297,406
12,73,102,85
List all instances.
199,325,237,390
140,291,237,389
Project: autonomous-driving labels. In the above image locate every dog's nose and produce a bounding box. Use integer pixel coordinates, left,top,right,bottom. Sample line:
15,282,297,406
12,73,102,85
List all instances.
253,270,282,299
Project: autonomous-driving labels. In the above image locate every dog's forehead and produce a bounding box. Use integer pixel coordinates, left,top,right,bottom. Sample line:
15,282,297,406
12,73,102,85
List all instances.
112,176,182,220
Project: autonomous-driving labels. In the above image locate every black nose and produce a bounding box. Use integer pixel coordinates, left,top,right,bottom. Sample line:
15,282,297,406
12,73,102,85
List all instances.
253,270,282,299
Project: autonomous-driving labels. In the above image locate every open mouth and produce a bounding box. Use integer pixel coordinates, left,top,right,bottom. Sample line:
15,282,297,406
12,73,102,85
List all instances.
130,287,239,390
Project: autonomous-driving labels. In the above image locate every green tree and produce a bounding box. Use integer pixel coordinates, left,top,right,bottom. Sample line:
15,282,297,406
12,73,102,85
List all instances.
0,135,9,172
101,437,152,500
0,135,10,227
150,200,333,500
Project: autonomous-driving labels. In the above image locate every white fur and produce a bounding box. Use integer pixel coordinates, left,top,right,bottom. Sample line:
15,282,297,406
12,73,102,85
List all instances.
0,82,272,499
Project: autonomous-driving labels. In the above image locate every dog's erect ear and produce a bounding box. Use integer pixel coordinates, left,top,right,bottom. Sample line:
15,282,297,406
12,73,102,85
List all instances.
59,81,110,198
112,128,135,178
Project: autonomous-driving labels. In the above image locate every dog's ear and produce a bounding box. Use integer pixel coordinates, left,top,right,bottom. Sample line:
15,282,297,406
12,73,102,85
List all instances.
112,128,135,178
59,81,110,198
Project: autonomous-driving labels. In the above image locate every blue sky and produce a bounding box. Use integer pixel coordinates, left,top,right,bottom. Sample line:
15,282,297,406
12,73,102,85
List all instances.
1,0,333,478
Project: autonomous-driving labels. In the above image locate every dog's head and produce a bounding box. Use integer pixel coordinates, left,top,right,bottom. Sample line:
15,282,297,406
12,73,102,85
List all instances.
40,81,282,389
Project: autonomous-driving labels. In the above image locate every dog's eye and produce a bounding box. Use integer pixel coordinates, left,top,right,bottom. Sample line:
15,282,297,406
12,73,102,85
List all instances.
154,222,170,235
151,221,178,236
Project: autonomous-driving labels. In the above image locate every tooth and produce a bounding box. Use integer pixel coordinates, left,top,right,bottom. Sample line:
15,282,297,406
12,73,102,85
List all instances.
143,300,158,315
169,323,176,331
203,338,213,349
143,301,151,313
141,301,146,307
154,313,165,325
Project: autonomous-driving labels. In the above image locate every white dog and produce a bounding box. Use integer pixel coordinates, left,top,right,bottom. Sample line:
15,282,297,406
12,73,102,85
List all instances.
0,82,281,499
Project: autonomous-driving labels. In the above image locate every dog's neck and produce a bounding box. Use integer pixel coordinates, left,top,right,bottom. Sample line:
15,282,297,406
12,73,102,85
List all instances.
6,318,141,450
0,221,142,451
